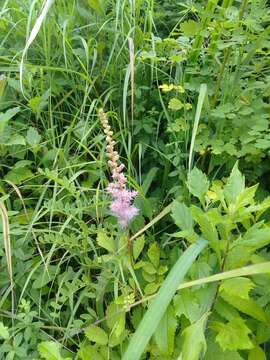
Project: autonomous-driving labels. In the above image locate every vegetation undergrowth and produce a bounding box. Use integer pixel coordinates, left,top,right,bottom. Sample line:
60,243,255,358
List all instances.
1,0,270,359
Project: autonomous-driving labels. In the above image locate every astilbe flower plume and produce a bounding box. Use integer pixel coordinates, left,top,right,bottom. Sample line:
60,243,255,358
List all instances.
99,108,139,228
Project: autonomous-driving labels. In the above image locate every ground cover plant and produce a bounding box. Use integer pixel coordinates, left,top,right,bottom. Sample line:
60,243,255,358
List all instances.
1,0,270,359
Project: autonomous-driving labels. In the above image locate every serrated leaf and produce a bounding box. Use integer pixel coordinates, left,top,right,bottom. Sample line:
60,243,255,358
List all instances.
187,167,209,202
154,305,177,356
220,277,255,299
85,325,108,345
174,289,201,323
171,201,193,231
248,346,266,360
147,242,160,268
96,230,116,253
38,341,65,360
181,312,209,360
26,127,41,146
221,292,266,322
213,318,253,351
4,167,33,185
205,335,244,360
226,225,270,269
0,322,9,339
224,163,245,205
133,235,145,260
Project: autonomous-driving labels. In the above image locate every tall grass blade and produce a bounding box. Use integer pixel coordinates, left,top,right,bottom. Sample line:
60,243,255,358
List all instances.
0,201,14,314
19,0,54,97
122,238,208,360
188,84,207,173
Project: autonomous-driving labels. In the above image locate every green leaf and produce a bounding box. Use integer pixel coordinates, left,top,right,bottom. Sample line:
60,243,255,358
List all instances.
0,107,20,133
187,167,209,202
33,266,57,289
97,230,116,253
171,201,193,231
213,318,253,351
147,242,160,268
106,302,125,338
0,322,9,339
181,20,202,36
168,98,183,111
4,167,33,185
220,277,255,299
248,346,266,360
174,289,201,323
122,239,207,360
38,341,65,360
85,325,108,345
181,312,209,360
154,305,177,356
205,335,244,360
78,345,104,360
26,127,41,146
191,206,220,260
133,235,145,261
221,292,267,322
224,163,245,205
226,225,270,268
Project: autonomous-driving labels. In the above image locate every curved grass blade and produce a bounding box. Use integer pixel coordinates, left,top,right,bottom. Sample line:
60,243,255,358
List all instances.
122,238,208,360
177,261,270,291
20,0,54,97
188,83,207,173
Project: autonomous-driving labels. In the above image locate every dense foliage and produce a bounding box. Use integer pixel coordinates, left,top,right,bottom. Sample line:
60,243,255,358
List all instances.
1,0,270,359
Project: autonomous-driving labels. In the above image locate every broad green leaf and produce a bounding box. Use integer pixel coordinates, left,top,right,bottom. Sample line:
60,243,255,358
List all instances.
147,242,160,268
181,20,202,36
33,266,57,289
214,298,239,321
85,325,108,345
226,225,270,268
168,98,183,110
26,127,41,146
154,305,177,356
133,235,145,261
224,163,245,206
122,239,207,360
78,344,104,360
6,134,25,145
0,322,9,339
181,312,209,360
171,201,193,231
174,289,201,323
106,302,125,338
213,318,253,351
187,167,209,202
220,277,255,299
221,292,266,322
96,230,116,253
38,341,65,360
248,346,266,360
205,335,244,360
0,107,20,133
191,206,220,260
4,167,33,185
